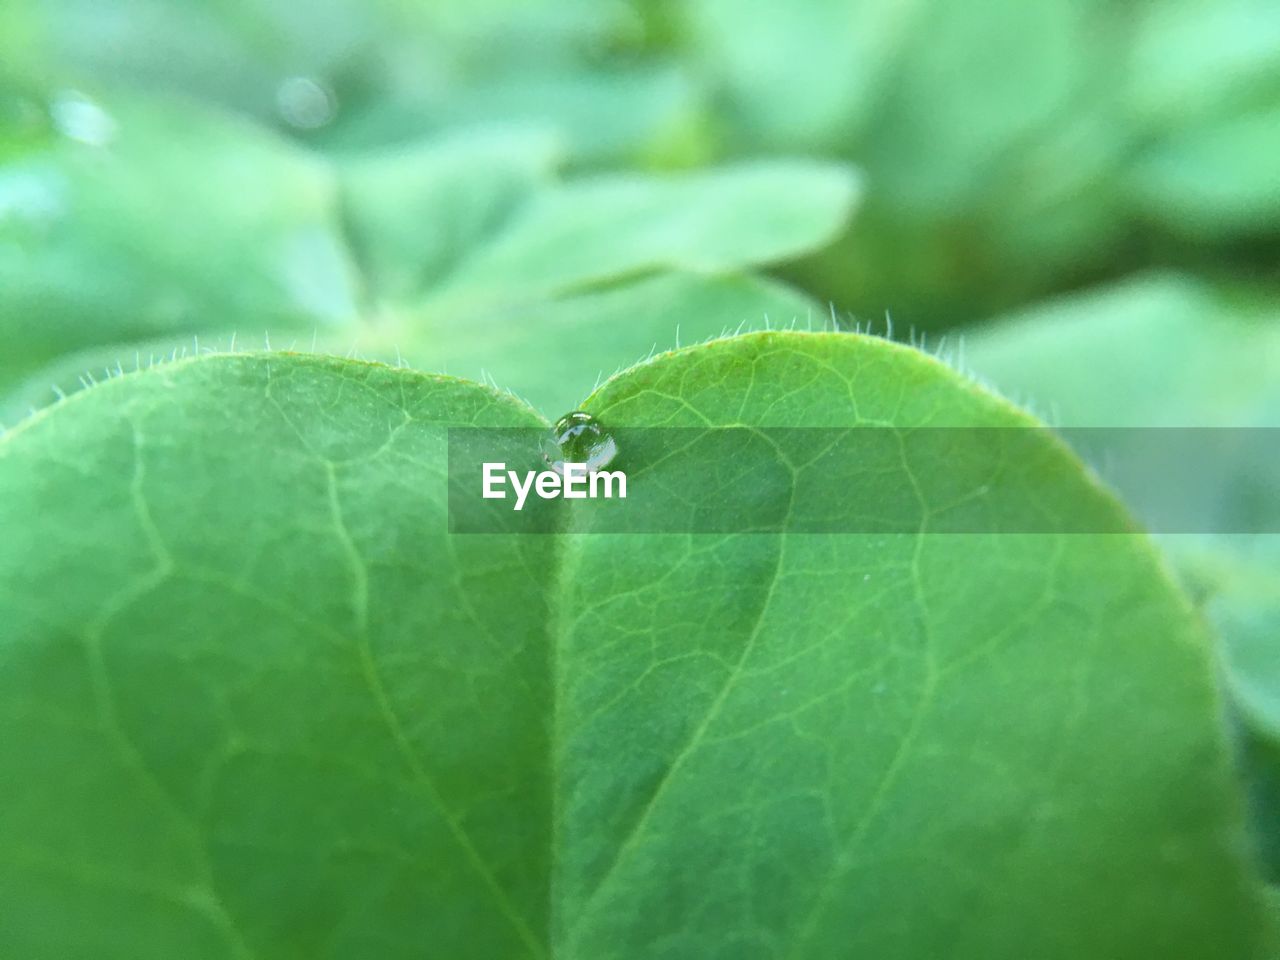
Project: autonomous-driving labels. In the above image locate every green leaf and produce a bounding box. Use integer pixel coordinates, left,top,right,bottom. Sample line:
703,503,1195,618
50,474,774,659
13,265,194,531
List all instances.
0,334,1267,956
0,355,556,958
337,128,562,301
964,274,1280,427
0,0,382,124
679,0,918,149
5,0,699,163
1176,537,1280,882
0,91,359,393
1177,537,1280,742
1238,730,1280,890
362,272,821,417
2,140,855,419
679,0,1131,324
1125,0,1280,239
1269,884,1280,948
332,65,708,168
0,84,52,162
560,331,1265,955
1128,106,1280,238
964,274,1280,881
0,274,819,425
1127,0,1280,127
432,160,860,304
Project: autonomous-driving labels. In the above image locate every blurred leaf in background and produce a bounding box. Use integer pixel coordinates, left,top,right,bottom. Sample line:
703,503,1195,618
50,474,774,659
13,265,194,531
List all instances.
964,274,1280,428
1127,0,1280,240
670,0,1133,323
0,90,358,395
6,0,1278,330
336,154,858,414
670,0,1280,325
0,86,858,420
0,0,709,166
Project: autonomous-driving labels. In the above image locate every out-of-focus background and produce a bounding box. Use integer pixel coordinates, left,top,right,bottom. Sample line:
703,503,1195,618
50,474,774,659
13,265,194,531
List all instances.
5,0,1279,327
1,0,1279,875
4,0,1280,405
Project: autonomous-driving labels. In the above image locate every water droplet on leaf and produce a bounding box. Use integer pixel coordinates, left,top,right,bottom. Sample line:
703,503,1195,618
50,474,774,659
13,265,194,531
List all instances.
276,77,337,130
542,411,618,476
50,91,116,147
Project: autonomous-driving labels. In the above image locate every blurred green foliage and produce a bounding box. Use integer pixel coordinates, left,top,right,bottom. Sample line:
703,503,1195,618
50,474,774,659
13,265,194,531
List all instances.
5,0,1276,328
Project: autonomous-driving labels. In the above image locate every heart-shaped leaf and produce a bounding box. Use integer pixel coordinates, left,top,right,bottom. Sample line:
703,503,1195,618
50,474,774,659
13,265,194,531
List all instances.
0,333,1267,957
